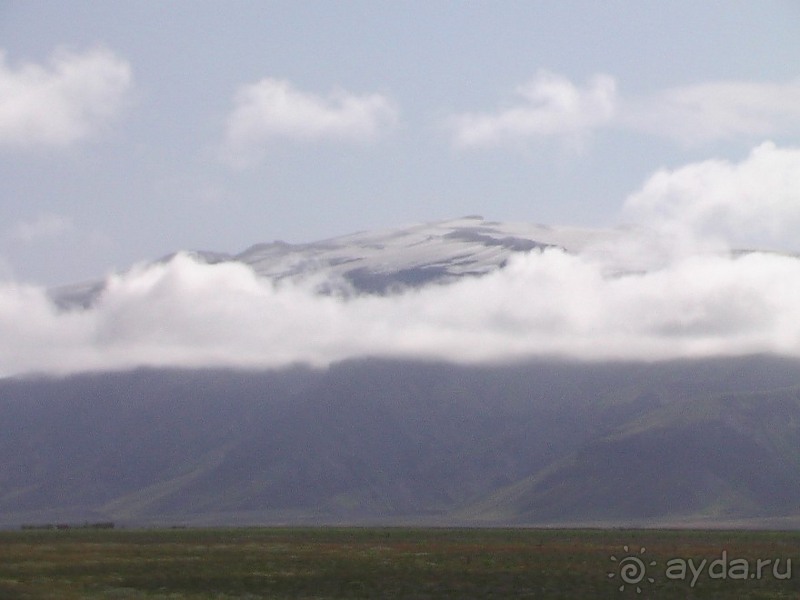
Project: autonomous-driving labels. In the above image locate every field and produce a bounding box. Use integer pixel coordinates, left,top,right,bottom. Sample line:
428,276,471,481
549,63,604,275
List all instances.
0,527,799,599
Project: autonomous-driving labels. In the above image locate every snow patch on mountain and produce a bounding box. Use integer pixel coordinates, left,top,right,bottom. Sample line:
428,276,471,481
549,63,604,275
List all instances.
50,216,620,308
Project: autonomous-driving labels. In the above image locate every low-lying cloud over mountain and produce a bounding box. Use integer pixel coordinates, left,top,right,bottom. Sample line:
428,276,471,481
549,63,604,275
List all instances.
2,142,800,377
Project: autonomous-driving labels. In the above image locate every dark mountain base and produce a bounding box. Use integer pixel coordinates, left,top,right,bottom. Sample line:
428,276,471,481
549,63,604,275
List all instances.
2,355,800,528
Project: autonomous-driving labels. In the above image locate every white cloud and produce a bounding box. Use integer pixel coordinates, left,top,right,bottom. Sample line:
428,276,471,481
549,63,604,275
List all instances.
2,243,800,378
0,47,132,148
221,78,398,166
624,142,800,249
448,70,616,149
0,223,788,373
448,72,800,149
8,213,74,243
622,80,800,145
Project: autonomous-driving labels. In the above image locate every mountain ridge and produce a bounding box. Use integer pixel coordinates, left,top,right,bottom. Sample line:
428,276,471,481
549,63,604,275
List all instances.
49,216,620,308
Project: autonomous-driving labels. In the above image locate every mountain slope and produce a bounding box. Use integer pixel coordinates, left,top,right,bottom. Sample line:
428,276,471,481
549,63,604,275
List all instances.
2,356,800,527
466,385,800,524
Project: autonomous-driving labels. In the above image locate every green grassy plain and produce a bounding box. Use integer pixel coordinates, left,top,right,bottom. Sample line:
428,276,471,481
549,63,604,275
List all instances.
0,527,798,599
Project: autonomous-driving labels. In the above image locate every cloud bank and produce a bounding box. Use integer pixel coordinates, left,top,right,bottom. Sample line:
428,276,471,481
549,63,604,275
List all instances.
0,47,132,148
2,239,800,378
1,142,799,376
221,78,398,166
450,73,800,148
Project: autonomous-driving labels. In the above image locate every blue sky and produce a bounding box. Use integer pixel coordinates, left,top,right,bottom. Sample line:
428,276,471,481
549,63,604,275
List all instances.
2,1,800,285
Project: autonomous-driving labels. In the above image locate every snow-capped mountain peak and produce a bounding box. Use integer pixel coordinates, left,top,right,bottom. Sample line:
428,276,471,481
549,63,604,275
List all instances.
50,216,619,308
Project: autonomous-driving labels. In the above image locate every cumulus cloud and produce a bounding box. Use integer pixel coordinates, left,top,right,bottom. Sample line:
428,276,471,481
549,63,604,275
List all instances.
624,142,800,250
449,72,800,149
221,78,398,166
448,70,617,149
8,213,73,243
0,47,132,148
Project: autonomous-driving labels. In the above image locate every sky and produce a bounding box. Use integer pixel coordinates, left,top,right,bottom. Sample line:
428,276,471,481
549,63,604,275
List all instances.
2,0,800,286
3,1,800,376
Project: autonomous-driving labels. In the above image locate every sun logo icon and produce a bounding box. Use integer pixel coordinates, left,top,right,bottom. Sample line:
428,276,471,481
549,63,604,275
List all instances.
608,545,656,593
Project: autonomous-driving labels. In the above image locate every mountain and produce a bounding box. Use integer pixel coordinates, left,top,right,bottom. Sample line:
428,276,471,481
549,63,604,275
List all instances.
6,217,800,528
463,383,800,526
2,356,800,528
49,216,618,308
